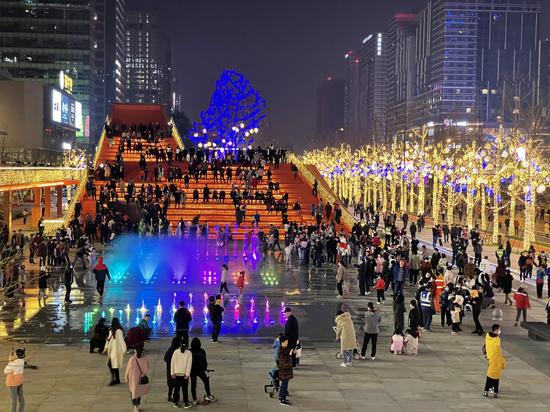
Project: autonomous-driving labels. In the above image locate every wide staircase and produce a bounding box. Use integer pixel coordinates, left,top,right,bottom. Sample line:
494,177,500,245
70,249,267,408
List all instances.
81,104,326,239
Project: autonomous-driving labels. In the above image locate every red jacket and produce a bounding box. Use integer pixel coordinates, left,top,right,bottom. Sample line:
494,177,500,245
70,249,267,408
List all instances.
375,278,385,290
514,292,531,310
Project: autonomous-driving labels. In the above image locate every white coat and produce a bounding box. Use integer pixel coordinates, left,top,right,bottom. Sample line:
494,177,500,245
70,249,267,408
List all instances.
104,329,127,369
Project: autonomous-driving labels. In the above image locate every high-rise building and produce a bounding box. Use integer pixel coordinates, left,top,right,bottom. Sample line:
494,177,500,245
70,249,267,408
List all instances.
105,0,126,107
0,1,102,146
414,0,542,129
343,51,361,145
315,76,344,147
126,8,172,107
359,33,386,144
539,37,550,108
385,12,417,140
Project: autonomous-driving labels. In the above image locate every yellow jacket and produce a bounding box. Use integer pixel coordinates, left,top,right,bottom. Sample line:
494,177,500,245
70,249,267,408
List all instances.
485,332,506,379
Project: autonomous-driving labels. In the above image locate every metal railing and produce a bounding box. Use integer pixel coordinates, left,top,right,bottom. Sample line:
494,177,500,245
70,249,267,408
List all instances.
288,154,355,230
168,117,185,149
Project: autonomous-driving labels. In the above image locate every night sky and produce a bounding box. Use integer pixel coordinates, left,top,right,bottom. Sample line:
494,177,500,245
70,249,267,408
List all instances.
150,0,550,151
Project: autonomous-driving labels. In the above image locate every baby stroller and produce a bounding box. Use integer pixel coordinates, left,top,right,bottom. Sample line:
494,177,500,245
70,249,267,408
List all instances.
264,367,280,398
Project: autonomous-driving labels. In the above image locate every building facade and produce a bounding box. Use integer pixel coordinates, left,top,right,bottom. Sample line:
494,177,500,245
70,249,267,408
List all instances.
0,1,101,146
359,33,387,144
413,0,542,130
315,76,344,147
385,12,418,140
126,8,172,107
343,51,361,145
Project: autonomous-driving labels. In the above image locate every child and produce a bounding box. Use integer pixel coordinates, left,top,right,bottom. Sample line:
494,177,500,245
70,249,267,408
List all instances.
375,276,385,304
390,330,404,355
236,271,246,297
451,303,461,335
403,329,419,355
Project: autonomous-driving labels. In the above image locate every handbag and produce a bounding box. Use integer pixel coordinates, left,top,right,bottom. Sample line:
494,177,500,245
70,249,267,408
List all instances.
135,358,149,385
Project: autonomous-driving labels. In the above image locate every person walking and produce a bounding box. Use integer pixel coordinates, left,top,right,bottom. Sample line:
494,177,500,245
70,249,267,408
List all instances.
93,257,111,302
336,261,346,299
513,287,531,327
125,344,150,412
4,348,25,412
208,295,224,343
483,324,506,398
63,263,74,303
173,301,192,346
502,269,514,306
284,307,299,367
164,337,180,403
171,341,193,409
104,317,126,386
219,264,229,296
335,310,357,367
277,336,294,406
535,264,546,299
361,302,381,360
190,338,215,405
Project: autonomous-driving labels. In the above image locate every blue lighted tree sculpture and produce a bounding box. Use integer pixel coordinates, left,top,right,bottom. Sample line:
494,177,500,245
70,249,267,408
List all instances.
188,70,266,146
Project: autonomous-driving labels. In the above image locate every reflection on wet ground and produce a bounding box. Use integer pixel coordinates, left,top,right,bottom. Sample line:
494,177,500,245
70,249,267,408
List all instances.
1,237,351,342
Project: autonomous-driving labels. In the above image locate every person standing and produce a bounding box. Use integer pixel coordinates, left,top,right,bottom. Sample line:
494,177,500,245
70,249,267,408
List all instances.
393,294,406,334
93,257,111,302
208,295,224,343
277,336,294,406
336,261,346,299
164,337,180,403
104,318,126,386
37,266,50,306
219,264,229,296
361,302,381,360
483,324,506,398
513,287,531,327
125,344,150,412
470,286,484,335
171,342,193,409
174,301,193,347
4,348,25,412
63,263,74,303
408,299,422,336
535,264,546,299
335,310,357,367
190,338,215,405
284,307,299,367
419,283,434,330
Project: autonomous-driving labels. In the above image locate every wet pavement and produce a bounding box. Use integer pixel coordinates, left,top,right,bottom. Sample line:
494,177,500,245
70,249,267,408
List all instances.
1,237,352,343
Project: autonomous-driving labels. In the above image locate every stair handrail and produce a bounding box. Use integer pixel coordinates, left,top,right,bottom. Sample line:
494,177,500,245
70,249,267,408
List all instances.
288,153,355,230
61,115,110,229
168,117,185,149
93,115,111,169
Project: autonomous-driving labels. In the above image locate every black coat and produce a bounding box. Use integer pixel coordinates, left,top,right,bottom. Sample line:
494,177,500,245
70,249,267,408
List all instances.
408,307,423,332
208,303,224,323
284,314,299,346
501,274,513,294
173,307,192,330
278,347,293,380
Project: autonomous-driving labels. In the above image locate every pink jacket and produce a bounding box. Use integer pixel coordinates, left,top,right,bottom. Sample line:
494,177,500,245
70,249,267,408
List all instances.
125,355,150,399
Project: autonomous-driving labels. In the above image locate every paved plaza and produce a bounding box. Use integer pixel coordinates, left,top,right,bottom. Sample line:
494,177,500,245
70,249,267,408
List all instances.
1,236,550,411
